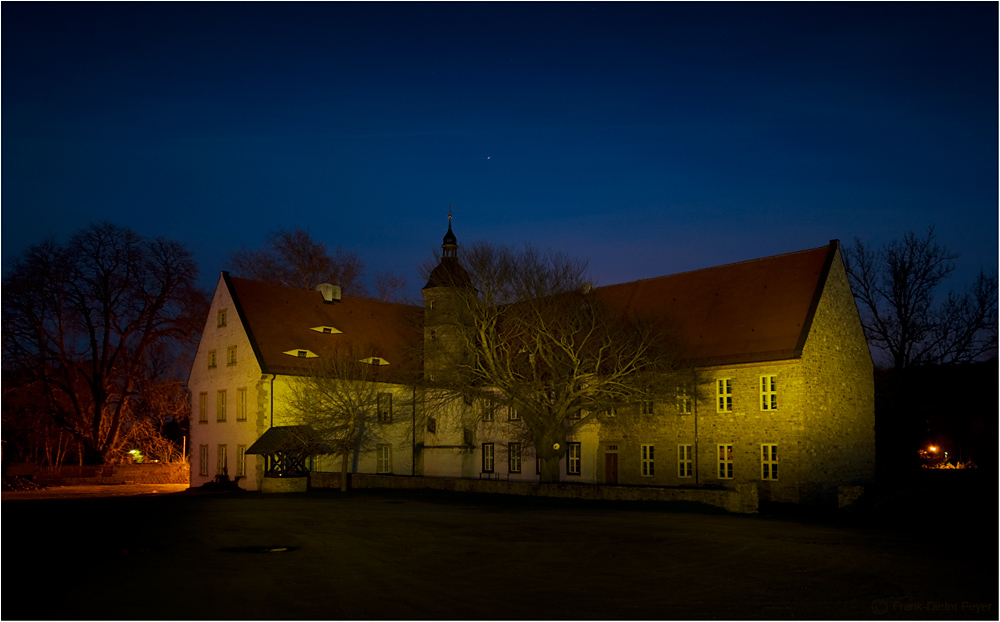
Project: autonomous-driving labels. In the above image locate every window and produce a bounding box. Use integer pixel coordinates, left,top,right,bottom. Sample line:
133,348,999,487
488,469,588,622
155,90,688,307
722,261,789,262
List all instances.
227,346,237,366
761,375,777,411
508,442,522,473
482,443,494,473
377,444,392,474
237,388,247,421
761,444,778,480
217,309,227,327
216,390,227,422
309,325,342,334
678,444,693,478
377,393,393,423
676,386,692,414
641,444,655,477
427,417,436,433
297,350,307,358
482,398,495,422
718,444,734,479
567,442,581,475
208,350,217,368
640,401,654,415
717,379,733,412
198,392,208,423
282,349,319,358
236,445,247,478
507,405,519,421
217,444,228,476
199,445,209,476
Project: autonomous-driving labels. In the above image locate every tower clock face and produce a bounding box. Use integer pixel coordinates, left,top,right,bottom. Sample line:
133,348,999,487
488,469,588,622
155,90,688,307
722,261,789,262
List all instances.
553,443,560,450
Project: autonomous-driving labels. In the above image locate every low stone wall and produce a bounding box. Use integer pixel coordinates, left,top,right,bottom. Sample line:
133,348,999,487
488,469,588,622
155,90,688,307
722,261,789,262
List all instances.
6,462,189,486
311,473,758,513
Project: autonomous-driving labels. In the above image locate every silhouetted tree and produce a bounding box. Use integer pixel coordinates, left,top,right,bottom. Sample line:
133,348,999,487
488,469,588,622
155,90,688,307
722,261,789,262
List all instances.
374,270,408,303
1,222,207,464
229,228,369,296
844,228,997,370
424,242,687,483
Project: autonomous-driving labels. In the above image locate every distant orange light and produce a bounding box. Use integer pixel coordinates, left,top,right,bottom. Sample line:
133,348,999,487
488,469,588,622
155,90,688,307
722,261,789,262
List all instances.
928,446,938,453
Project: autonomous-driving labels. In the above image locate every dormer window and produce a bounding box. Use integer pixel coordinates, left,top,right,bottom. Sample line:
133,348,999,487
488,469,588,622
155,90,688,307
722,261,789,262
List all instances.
282,349,318,359
360,356,390,366
309,326,342,335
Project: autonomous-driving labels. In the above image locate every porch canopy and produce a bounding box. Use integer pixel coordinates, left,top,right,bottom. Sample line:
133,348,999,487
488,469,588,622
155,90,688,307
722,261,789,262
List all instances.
246,425,331,477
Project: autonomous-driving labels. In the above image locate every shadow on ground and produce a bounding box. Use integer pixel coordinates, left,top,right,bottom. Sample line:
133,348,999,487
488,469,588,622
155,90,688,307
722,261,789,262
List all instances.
3,473,996,620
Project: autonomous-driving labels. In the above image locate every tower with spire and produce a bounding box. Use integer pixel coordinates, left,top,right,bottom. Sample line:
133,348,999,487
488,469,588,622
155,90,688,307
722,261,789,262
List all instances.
422,212,473,382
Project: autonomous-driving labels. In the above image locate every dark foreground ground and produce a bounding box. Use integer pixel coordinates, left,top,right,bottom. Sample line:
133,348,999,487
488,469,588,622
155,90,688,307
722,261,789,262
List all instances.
3,480,997,620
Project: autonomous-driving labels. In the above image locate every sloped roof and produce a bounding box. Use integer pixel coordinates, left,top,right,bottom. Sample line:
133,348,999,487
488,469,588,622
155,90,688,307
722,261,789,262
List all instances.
225,274,423,381
245,425,330,455
594,241,838,366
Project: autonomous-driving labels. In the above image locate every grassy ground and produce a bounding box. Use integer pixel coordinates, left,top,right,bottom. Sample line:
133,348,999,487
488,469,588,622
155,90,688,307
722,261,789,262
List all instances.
3,479,996,620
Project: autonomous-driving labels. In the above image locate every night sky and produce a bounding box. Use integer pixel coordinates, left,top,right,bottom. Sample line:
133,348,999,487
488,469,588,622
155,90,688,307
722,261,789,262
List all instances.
3,2,996,300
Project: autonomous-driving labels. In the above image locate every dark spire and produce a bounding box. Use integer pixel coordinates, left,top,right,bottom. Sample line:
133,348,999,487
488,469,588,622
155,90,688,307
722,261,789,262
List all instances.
423,210,471,290
442,210,457,257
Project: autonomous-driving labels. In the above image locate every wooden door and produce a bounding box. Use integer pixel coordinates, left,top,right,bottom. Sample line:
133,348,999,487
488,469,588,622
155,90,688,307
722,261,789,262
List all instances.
605,453,618,484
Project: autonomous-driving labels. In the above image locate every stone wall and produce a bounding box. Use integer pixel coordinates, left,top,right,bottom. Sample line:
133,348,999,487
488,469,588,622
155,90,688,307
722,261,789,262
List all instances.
310,473,758,513
7,462,190,486
798,249,876,504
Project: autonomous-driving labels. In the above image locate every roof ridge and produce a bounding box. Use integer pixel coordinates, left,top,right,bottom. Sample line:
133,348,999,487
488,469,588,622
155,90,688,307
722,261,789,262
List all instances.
596,242,833,289
227,275,422,310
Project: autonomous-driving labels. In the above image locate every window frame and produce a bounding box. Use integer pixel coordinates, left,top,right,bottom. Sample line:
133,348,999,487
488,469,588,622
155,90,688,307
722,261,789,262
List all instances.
761,444,778,480
507,405,520,421
760,375,777,411
217,309,227,327
482,442,495,473
567,442,582,476
208,350,217,369
678,444,693,478
377,444,392,474
227,345,237,366
199,444,209,476
216,389,227,422
198,392,208,423
217,444,228,476
716,378,733,412
508,442,522,474
641,444,655,477
236,388,247,421
236,444,247,478
717,444,734,479
676,385,692,415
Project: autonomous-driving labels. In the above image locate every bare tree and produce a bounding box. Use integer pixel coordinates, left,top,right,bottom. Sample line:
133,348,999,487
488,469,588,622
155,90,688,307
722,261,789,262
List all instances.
1,222,207,464
286,345,411,492
844,228,998,370
374,270,408,302
229,228,368,296
426,242,688,482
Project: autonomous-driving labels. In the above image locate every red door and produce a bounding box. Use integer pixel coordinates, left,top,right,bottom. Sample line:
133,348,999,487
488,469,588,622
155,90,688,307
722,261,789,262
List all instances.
605,453,618,484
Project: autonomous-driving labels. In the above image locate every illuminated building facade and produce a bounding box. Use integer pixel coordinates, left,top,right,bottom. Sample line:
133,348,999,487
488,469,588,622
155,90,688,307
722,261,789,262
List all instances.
189,223,875,504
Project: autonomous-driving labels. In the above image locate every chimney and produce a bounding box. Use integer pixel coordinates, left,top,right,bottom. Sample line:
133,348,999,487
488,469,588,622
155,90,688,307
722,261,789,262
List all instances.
316,283,342,303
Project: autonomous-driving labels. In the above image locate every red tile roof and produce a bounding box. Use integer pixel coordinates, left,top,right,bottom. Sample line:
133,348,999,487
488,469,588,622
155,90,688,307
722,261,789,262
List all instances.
594,242,837,365
225,275,423,381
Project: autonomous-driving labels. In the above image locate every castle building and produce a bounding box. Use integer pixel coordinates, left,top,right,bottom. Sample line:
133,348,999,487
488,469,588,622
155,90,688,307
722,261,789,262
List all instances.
188,219,874,504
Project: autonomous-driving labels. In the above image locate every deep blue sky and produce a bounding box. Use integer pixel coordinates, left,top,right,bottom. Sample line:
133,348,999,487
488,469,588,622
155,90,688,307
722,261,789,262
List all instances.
3,2,997,300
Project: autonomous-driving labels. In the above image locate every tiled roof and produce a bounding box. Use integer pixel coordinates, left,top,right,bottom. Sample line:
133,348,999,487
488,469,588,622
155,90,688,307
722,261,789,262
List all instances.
226,274,423,381
594,242,837,366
